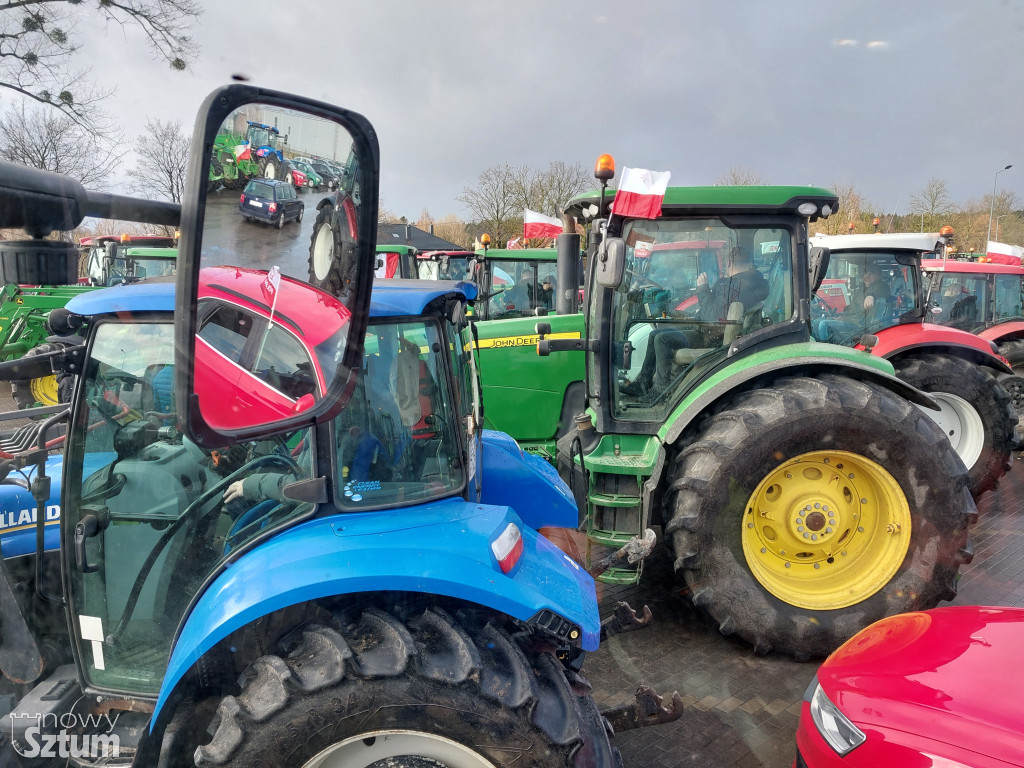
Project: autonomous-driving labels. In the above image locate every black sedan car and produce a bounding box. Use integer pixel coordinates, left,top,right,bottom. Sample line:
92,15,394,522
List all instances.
239,179,304,229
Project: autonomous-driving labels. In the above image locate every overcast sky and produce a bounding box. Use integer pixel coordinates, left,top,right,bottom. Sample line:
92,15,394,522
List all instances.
69,0,1024,221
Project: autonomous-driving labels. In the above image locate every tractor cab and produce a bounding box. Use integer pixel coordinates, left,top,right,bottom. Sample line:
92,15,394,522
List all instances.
473,247,560,319
566,187,835,426
924,261,1024,333
81,235,178,287
415,250,477,282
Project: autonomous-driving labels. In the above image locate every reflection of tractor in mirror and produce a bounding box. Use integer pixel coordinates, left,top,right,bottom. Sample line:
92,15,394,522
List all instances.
208,121,286,190
809,230,1020,499
502,156,978,660
0,113,676,764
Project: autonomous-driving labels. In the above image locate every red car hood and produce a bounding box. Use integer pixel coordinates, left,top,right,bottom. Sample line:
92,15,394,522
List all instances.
819,607,1024,766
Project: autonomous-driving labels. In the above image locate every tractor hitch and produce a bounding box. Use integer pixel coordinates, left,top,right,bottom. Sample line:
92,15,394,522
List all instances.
601,685,684,732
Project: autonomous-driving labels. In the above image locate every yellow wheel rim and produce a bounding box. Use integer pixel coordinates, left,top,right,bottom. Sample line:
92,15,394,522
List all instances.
741,450,911,611
30,375,59,407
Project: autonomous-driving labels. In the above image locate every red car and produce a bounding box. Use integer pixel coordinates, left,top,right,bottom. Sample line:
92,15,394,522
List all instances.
795,606,1024,767
195,265,351,430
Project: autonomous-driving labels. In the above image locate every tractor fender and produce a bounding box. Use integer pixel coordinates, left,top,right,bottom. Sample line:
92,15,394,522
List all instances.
152,498,599,725
480,429,577,530
980,321,1024,344
314,192,338,212
659,352,938,447
864,324,1012,373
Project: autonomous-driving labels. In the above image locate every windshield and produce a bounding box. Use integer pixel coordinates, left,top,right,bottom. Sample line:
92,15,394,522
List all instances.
486,259,557,318
65,321,314,694
612,218,794,421
811,251,918,344
131,258,176,279
334,319,465,507
248,127,272,147
929,272,990,330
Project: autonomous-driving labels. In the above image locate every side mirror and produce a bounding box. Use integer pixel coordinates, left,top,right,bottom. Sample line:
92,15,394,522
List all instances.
808,246,831,294
177,84,379,446
594,237,626,288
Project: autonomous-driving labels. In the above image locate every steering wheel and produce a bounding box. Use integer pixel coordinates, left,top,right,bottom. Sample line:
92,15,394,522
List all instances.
812,295,839,317
105,450,302,645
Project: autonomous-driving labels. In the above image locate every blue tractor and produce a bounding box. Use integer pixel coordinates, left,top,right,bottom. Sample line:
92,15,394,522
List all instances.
0,85,677,766
245,121,287,181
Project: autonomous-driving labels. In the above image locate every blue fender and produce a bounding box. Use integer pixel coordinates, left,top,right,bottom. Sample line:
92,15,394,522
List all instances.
480,430,577,530
153,497,599,725
0,456,63,558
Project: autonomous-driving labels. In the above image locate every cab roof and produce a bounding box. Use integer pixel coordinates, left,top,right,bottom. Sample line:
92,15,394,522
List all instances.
475,248,557,261
811,232,947,253
565,185,838,222
370,279,478,316
921,260,1024,275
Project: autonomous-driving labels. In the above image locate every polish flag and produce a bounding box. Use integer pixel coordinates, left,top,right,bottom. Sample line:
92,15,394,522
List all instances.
262,266,282,326
233,142,252,162
524,209,563,239
611,167,671,219
506,237,524,249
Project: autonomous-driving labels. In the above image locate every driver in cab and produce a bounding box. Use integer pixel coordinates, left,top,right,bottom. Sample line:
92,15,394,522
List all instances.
695,245,769,321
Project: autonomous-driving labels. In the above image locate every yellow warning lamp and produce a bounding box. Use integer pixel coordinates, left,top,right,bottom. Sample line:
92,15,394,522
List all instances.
939,225,954,237
120,233,130,243
594,154,615,182
174,230,181,240
480,233,491,254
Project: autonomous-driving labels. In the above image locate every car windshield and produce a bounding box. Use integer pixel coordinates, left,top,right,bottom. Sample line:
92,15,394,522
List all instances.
333,319,464,508
811,251,918,344
611,217,794,421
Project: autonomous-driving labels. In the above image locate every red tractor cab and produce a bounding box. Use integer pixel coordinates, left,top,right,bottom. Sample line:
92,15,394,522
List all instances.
810,231,1020,499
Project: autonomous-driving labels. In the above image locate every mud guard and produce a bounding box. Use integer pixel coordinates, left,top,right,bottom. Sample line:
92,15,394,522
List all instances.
151,498,599,726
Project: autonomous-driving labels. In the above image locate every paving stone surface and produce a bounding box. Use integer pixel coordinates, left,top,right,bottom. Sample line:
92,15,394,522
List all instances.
586,459,1024,768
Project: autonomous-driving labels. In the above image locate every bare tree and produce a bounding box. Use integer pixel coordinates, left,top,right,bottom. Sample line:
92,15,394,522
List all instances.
458,163,522,246
127,118,189,203
432,214,470,249
715,166,769,186
809,183,873,235
0,0,200,130
0,101,123,187
907,177,954,232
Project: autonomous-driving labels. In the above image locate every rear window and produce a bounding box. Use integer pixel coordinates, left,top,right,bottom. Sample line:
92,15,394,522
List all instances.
244,181,275,198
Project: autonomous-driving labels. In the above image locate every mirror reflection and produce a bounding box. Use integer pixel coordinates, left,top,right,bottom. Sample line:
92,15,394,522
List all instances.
197,102,366,431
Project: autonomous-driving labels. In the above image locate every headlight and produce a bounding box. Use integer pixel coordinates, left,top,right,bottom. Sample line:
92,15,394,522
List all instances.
809,683,866,755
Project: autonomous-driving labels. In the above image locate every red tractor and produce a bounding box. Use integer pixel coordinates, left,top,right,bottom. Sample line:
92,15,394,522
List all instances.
810,231,1020,499
922,255,1024,417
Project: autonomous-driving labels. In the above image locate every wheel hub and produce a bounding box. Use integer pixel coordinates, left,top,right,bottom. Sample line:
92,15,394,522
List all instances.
741,450,912,611
301,730,496,768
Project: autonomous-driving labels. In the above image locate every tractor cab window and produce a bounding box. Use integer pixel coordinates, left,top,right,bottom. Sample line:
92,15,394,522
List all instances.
612,218,794,421
334,319,465,508
993,274,1023,321
811,251,918,344
248,127,272,147
930,273,988,330
132,258,176,279
65,321,315,694
487,260,556,318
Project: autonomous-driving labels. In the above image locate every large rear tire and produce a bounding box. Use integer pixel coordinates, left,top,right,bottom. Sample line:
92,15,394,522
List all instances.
195,606,618,768
259,154,283,181
997,339,1024,414
664,373,975,659
308,201,357,297
892,353,1016,498
11,343,71,409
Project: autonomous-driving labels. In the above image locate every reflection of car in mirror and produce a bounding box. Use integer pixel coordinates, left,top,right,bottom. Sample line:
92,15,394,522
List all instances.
238,179,304,229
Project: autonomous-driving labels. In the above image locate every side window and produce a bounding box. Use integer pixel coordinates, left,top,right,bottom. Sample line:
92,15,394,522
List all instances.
536,262,558,310
994,275,1022,320
252,324,317,399
199,305,254,364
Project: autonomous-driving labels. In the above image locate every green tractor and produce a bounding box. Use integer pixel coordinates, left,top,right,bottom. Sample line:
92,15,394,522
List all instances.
208,121,287,191
507,162,976,658
470,245,586,461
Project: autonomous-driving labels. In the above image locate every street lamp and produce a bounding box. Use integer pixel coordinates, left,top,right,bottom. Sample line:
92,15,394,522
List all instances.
986,164,1014,253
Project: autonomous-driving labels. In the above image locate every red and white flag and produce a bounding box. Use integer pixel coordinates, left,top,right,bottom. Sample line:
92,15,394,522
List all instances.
233,142,252,162
262,266,282,326
506,237,524,250
611,167,671,219
524,209,563,239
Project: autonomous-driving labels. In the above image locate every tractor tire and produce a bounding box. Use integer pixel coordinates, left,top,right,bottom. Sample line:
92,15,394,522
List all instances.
259,154,283,181
997,339,1024,413
308,202,357,297
195,606,619,768
11,343,72,409
209,158,225,192
892,353,1016,498
664,373,975,659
